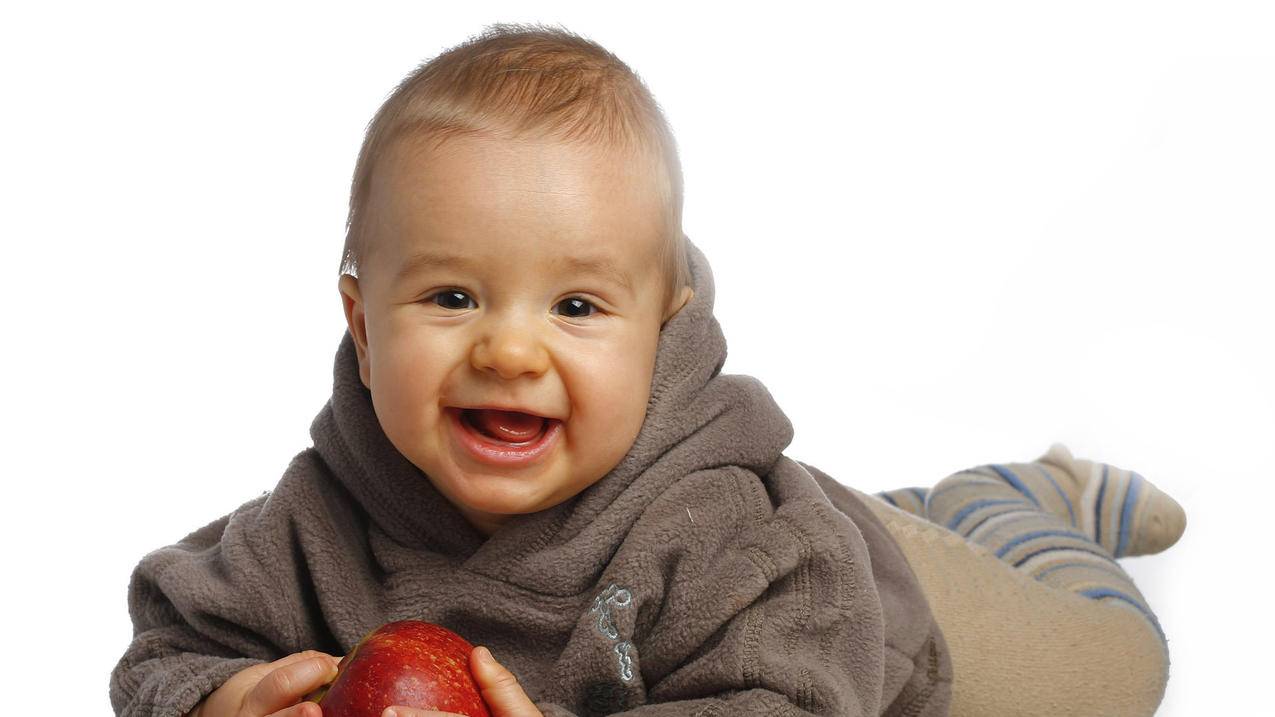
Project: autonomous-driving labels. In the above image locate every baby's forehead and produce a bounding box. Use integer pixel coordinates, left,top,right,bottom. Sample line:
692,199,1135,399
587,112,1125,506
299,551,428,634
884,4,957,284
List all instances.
374,135,667,235
380,129,666,195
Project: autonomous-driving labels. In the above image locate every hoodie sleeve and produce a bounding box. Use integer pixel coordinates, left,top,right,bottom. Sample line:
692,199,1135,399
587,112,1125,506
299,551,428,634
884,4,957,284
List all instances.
109,493,296,717
534,463,896,716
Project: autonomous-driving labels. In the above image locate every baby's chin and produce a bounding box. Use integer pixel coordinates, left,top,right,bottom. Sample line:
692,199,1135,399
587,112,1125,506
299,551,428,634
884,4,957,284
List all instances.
447,490,571,537
432,460,586,521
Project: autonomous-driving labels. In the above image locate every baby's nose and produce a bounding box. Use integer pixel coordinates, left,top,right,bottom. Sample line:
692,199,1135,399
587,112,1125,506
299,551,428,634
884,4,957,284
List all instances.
470,324,550,379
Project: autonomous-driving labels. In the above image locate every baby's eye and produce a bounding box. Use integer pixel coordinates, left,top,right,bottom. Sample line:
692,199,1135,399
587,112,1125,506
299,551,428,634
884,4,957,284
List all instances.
554,297,597,318
431,290,476,310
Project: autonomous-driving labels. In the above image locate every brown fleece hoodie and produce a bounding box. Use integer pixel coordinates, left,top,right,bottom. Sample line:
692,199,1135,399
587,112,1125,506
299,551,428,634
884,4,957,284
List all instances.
109,239,952,716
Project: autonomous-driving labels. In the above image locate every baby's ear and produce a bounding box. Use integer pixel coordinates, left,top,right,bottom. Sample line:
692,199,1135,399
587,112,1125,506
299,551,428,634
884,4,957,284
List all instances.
338,274,373,390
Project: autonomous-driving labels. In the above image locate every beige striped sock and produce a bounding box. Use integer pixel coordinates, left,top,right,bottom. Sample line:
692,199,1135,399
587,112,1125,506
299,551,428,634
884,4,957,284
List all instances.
877,444,1187,558
1036,443,1187,558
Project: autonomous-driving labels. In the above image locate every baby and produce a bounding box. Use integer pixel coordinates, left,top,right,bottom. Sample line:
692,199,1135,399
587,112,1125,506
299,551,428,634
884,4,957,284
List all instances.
110,23,1185,717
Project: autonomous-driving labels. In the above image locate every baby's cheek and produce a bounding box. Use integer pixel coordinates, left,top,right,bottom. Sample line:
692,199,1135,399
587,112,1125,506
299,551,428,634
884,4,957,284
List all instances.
586,373,651,446
584,349,652,409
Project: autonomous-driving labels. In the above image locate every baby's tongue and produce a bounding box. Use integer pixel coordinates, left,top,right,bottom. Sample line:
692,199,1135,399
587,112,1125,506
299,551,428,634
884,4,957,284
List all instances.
470,409,546,442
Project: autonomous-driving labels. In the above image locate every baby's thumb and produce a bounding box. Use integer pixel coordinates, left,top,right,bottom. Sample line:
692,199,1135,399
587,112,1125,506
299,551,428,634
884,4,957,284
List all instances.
471,647,540,717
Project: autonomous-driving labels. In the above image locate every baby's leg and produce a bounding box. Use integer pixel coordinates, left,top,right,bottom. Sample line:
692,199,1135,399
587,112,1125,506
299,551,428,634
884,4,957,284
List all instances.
862,445,1185,717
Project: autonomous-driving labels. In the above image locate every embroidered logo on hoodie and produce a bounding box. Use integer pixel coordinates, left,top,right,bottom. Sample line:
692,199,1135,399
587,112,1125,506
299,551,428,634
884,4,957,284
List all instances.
590,583,635,681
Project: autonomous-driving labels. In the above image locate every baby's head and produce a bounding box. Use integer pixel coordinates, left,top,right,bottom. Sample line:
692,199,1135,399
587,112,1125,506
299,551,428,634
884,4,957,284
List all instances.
337,24,693,536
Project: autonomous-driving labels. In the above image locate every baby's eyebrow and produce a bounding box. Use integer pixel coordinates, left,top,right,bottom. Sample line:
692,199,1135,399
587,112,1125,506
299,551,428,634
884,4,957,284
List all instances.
554,255,634,295
396,249,475,282
396,249,634,296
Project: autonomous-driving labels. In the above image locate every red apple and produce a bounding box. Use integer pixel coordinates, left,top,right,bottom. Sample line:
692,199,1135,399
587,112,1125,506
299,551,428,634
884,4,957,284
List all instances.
304,620,492,717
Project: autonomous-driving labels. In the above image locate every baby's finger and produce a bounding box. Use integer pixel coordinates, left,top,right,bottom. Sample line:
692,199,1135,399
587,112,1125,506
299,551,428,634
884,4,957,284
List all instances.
243,655,339,717
267,702,323,717
266,650,340,670
229,651,330,694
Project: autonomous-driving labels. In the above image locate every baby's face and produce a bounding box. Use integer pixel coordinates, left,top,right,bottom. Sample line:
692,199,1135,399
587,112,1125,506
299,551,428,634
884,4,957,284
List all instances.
339,132,690,536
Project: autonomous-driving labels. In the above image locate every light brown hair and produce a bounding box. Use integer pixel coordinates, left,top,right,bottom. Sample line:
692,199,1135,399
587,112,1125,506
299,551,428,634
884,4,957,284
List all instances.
339,22,690,311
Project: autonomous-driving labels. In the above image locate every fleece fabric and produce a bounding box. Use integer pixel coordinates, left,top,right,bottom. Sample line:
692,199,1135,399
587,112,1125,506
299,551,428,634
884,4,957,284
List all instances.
109,239,952,717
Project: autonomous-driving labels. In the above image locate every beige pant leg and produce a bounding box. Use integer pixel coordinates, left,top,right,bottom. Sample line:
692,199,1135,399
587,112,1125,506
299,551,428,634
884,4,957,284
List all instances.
851,488,1170,717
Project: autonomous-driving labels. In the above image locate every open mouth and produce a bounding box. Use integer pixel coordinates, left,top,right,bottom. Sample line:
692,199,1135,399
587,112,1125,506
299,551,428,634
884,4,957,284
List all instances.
458,408,549,445
448,407,562,467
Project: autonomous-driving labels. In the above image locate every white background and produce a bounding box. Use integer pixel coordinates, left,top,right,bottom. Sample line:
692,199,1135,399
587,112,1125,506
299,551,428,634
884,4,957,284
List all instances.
3,2,1271,715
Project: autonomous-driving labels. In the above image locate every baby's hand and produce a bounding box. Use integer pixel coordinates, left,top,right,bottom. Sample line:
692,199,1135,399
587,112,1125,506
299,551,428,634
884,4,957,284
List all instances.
382,646,543,717
186,650,341,717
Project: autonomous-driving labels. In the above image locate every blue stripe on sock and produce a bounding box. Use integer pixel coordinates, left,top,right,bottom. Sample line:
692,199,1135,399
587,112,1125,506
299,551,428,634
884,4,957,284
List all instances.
1094,464,1109,545
876,491,899,508
1035,560,1089,580
909,487,927,506
1035,463,1077,527
1115,472,1143,558
947,498,1025,531
1013,543,1119,568
1080,587,1167,643
928,473,998,503
990,464,1041,507
995,529,1092,559
966,507,1039,537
